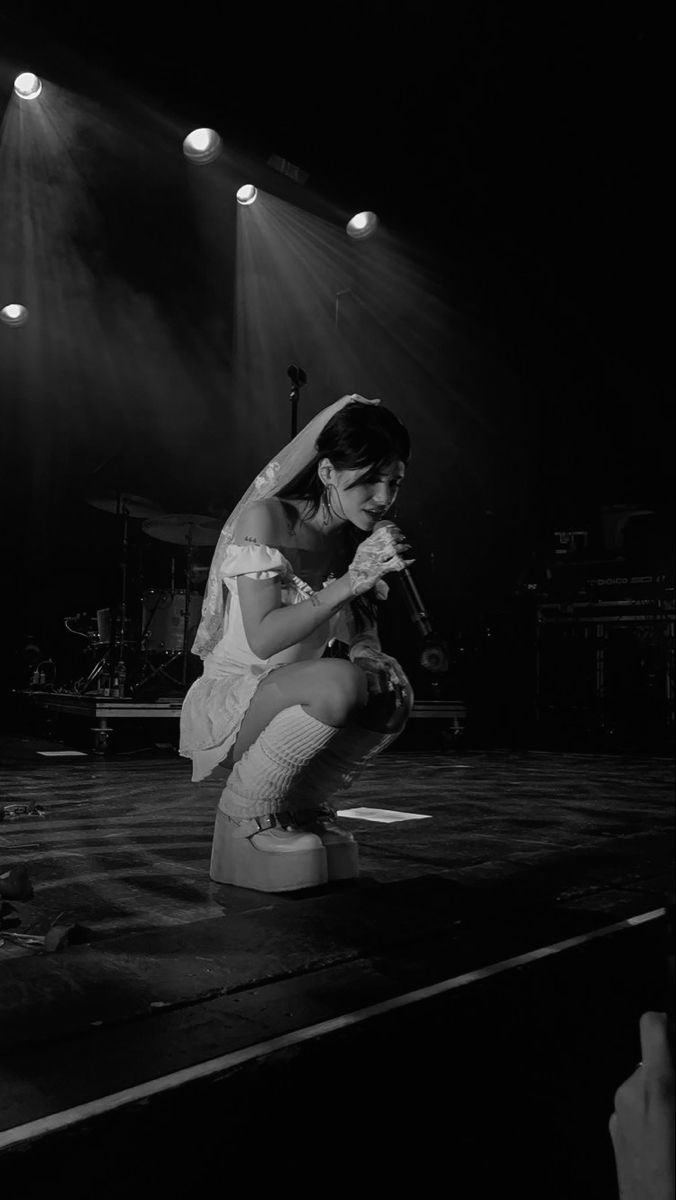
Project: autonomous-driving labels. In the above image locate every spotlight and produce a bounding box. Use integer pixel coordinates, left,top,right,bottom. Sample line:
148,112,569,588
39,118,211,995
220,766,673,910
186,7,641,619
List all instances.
182,128,222,165
346,211,378,240
13,73,42,100
0,304,29,326
236,184,257,206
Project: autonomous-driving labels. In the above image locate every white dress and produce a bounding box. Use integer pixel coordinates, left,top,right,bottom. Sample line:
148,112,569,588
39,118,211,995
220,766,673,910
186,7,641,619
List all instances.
179,542,384,782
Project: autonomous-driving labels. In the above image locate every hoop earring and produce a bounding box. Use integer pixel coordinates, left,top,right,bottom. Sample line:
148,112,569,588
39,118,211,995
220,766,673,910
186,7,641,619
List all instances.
321,485,333,526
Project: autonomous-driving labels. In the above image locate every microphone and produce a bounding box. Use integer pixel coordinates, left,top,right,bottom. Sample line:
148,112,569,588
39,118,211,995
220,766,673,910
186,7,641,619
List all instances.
287,364,307,389
374,520,433,639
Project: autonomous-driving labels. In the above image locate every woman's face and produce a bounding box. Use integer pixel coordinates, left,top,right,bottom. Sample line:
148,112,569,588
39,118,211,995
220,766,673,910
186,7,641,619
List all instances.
320,458,406,532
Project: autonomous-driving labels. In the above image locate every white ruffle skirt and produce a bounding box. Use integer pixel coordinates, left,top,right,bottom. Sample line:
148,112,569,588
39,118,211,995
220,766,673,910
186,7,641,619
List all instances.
179,661,284,782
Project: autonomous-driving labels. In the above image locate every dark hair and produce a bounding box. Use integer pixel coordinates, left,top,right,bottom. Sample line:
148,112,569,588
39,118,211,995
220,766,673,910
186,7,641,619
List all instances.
274,401,411,635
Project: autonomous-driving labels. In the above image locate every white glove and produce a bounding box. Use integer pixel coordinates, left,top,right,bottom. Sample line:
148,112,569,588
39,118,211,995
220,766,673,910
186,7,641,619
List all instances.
348,523,414,597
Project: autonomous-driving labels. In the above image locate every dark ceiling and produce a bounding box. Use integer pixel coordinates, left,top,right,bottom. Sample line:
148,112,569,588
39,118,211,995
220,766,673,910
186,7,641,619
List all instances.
2,4,672,386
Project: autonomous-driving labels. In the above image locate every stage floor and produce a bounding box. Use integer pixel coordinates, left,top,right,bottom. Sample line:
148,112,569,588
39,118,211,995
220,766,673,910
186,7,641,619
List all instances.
0,730,673,1197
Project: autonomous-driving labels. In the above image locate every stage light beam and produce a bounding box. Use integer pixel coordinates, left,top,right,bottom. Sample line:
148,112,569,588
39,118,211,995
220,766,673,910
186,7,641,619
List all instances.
13,73,42,100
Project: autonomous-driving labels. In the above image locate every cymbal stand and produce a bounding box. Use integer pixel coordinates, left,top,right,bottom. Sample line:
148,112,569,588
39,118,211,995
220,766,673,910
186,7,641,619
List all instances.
75,645,110,695
115,494,130,692
138,589,164,661
132,534,195,695
181,527,195,685
132,574,177,694
133,643,183,694
75,492,129,694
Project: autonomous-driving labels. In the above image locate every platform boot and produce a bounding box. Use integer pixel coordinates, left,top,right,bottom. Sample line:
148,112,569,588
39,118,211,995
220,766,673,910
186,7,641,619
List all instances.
283,721,404,880
210,704,345,892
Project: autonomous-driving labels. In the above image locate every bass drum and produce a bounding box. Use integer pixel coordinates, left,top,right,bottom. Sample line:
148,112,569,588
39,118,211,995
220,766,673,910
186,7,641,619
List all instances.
96,607,139,647
142,589,202,654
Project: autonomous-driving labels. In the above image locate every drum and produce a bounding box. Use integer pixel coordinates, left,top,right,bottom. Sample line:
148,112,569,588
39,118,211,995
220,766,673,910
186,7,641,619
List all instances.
141,589,202,654
97,607,112,645
96,608,138,646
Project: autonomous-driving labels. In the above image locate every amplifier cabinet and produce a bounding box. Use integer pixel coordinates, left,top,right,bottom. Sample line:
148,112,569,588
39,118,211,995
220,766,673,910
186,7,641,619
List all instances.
534,601,674,744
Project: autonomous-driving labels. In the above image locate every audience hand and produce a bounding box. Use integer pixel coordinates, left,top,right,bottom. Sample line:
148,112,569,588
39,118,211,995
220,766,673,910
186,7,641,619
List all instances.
609,1011,675,1200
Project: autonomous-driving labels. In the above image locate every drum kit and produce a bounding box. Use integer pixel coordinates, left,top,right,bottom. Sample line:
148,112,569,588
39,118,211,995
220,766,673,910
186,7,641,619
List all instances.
73,489,221,698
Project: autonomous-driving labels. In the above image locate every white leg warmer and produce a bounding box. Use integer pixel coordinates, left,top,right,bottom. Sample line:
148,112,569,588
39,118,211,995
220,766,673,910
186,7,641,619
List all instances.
282,719,404,818
218,704,343,820
215,705,408,888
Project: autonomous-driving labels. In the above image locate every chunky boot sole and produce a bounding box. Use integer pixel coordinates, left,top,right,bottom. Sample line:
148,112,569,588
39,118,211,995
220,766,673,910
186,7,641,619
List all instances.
321,834,359,881
209,809,328,892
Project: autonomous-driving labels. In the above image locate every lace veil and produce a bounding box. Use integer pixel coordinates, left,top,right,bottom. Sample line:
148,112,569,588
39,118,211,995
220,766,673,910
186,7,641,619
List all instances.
191,393,381,659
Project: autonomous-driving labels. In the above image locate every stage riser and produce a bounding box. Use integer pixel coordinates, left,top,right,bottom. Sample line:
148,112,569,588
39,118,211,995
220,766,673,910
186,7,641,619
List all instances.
16,692,466,754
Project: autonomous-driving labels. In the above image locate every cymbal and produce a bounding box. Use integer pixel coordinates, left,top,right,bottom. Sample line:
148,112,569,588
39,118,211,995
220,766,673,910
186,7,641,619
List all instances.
142,513,222,546
87,490,163,519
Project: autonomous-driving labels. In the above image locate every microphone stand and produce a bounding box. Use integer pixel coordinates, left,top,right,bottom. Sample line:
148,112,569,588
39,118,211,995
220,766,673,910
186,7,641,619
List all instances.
287,363,307,438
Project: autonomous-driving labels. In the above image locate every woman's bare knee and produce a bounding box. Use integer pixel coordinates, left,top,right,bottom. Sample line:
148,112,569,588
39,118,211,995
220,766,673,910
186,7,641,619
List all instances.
307,660,368,727
231,659,368,762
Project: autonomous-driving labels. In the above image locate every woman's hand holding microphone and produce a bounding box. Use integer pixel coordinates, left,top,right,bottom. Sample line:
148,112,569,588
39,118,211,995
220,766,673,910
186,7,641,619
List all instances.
347,521,414,597
346,521,414,711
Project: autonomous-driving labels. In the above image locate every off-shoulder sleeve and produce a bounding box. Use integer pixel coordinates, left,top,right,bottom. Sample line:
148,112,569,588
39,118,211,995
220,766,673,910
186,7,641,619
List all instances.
219,543,293,581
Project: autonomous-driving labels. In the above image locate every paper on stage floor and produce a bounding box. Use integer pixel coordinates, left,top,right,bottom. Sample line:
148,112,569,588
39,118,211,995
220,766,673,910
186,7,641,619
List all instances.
336,807,432,823
37,750,87,757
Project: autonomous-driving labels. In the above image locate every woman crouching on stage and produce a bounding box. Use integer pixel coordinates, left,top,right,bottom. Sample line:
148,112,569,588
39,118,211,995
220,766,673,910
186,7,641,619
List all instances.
179,394,415,892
